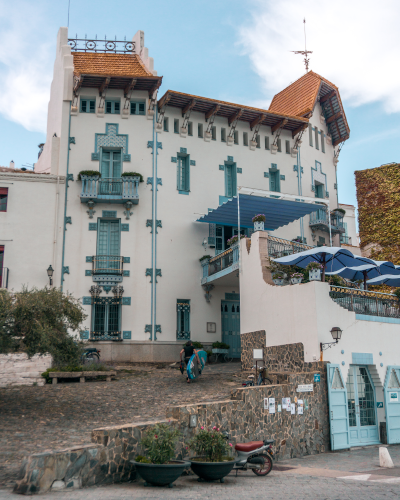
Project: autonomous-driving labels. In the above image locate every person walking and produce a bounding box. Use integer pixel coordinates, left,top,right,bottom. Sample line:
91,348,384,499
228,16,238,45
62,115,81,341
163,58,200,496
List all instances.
180,341,201,383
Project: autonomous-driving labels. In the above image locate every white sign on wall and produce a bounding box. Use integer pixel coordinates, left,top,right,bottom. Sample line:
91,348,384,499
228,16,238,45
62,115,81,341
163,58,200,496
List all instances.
389,392,399,403
296,384,314,392
253,349,263,360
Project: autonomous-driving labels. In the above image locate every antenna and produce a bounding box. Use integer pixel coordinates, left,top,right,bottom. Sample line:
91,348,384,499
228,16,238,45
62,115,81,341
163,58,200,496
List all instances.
291,18,313,72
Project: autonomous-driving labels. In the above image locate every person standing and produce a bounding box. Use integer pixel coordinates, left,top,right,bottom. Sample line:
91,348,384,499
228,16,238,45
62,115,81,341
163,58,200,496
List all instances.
180,341,200,383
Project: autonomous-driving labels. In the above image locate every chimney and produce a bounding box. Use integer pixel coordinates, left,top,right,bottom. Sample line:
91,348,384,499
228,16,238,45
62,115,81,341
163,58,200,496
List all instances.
9,160,15,169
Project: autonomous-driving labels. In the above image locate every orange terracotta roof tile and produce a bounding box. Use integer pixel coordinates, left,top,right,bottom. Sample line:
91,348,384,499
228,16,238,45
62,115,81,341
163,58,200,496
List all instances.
73,52,153,77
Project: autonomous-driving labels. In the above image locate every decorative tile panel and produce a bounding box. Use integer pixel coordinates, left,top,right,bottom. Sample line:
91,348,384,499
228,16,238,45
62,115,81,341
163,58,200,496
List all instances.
227,156,234,162
85,270,92,276
225,293,240,301
122,297,131,305
190,160,196,166
89,223,97,231
82,297,92,305
237,168,242,174
92,123,131,161
102,210,117,218
352,352,373,365
121,224,129,231
123,257,130,263
80,330,89,340
123,270,130,277
171,157,177,163
311,161,328,191
180,147,187,154
219,165,225,171
86,256,93,263
264,172,269,178
280,174,286,180
123,331,132,339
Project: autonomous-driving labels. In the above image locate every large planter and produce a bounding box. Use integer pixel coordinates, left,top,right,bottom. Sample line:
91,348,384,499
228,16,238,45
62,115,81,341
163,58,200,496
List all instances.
190,457,238,483
272,278,285,286
290,277,303,285
132,460,190,487
254,221,264,231
309,269,321,281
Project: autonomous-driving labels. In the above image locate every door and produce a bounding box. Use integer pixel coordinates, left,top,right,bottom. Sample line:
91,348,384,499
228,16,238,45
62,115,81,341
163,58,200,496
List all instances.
221,300,240,358
346,365,379,446
100,150,122,195
97,220,121,274
384,366,400,444
327,364,350,450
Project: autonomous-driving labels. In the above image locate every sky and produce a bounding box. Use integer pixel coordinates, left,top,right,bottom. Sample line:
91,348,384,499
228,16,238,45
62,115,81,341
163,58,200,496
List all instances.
0,0,399,209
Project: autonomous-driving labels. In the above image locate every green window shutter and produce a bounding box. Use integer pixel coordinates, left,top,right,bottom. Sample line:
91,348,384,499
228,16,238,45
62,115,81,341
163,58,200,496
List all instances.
208,224,216,246
216,226,223,253
130,102,137,114
81,100,87,112
177,157,184,190
265,136,270,150
97,220,109,256
108,302,120,332
315,127,319,150
97,220,120,256
277,139,282,152
138,103,145,115
112,151,122,178
163,117,169,132
269,171,276,192
106,101,112,114
89,100,95,112
309,125,313,147
101,151,111,178
174,119,179,134
109,221,120,256
185,157,190,192
94,303,106,332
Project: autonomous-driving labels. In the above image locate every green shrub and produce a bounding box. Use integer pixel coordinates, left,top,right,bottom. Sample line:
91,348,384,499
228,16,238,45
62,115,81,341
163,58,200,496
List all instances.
141,423,181,464
212,341,230,349
199,255,211,262
189,426,232,462
121,172,144,182
77,170,101,180
182,341,203,349
393,289,400,300
135,455,151,463
41,363,109,383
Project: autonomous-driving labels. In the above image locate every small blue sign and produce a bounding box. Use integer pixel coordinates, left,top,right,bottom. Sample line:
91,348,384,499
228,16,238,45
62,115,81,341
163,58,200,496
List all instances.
377,402,383,408
314,374,321,383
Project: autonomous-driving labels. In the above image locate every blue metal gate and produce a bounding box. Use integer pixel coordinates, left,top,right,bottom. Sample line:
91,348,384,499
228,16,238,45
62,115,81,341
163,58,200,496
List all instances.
384,366,400,444
327,364,350,450
221,300,240,358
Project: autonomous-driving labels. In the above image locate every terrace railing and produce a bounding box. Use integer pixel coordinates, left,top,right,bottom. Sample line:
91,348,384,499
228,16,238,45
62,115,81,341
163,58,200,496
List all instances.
329,286,400,319
267,236,314,259
92,256,124,275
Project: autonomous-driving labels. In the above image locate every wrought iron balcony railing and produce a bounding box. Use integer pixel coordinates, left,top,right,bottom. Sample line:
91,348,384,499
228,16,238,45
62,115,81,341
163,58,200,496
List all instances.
80,176,140,204
268,236,314,259
330,286,400,319
90,331,122,342
201,244,240,284
91,256,124,275
309,209,345,235
0,267,9,288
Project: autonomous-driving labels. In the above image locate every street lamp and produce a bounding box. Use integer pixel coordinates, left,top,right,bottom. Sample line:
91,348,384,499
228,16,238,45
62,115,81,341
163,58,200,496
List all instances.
47,265,54,286
320,327,343,351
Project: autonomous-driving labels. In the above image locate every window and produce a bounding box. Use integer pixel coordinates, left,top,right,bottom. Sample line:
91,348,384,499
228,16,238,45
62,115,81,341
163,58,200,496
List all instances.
265,136,270,150
309,124,313,147
277,139,282,152
317,236,326,247
92,297,121,339
96,219,121,275
285,140,290,154
177,156,190,193
225,163,237,198
216,226,224,253
0,188,8,212
163,117,169,132
177,300,190,340
315,127,319,150
80,98,95,113
130,101,145,115
321,133,325,153
174,119,179,134
269,167,280,192
198,123,203,138
234,131,239,145
211,126,216,141
100,151,122,180
256,135,260,148
243,132,248,146
221,128,226,142
105,100,120,114
314,182,324,199
188,122,193,136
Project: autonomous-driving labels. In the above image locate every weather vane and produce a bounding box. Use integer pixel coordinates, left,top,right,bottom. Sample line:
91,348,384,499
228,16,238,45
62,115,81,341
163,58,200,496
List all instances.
291,18,313,72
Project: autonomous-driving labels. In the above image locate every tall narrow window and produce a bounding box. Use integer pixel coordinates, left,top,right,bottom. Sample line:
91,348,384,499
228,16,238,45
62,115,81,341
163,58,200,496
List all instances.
265,136,270,150
315,127,319,150
314,182,324,198
92,297,121,340
105,100,120,114
163,117,169,132
256,135,260,148
177,156,190,193
243,132,248,146
188,122,193,136
101,151,122,180
321,133,325,153
198,123,203,138
96,219,121,274
0,188,8,212
211,126,216,141
234,131,239,145
269,166,280,192
130,102,145,115
80,98,96,113
225,163,237,198
285,140,290,154
174,119,179,134
277,139,282,152
309,124,313,147
221,128,226,142
216,226,224,254
177,300,190,340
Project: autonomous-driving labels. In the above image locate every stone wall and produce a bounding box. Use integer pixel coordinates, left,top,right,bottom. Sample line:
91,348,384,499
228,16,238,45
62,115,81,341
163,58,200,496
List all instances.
0,354,52,387
241,330,266,371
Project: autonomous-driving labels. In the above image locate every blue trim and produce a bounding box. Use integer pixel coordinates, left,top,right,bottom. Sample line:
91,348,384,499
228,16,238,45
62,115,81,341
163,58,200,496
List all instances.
102,210,117,218
145,325,152,334
180,147,187,154
80,330,89,340
82,297,91,305
179,190,190,195
264,172,269,178
237,168,242,174
123,331,132,339
123,270,130,277
121,224,129,231
92,123,130,162
86,256,93,262
219,165,225,171
171,157,177,163
352,352,373,364
190,160,196,166
227,156,234,162
122,297,131,305
356,314,400,324
85,270,91,276
280,174,285,180
89,223,97,231
123,257,130,263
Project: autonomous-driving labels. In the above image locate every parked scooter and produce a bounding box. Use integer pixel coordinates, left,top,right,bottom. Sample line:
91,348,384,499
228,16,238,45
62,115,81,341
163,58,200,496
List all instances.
224,433,274,476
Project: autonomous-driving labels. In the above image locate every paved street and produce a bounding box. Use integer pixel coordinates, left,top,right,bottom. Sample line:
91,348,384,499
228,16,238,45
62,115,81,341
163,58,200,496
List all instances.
0,361,241,489
1,445,400,499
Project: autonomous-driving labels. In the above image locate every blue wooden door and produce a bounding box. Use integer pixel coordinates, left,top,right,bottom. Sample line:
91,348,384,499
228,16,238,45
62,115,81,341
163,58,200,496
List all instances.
384,366,400,444
327,364,350,450
221,300,240,358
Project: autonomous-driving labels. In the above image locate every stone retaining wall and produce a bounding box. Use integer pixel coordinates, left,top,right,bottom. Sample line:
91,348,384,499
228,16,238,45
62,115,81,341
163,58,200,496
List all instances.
0,353,52,387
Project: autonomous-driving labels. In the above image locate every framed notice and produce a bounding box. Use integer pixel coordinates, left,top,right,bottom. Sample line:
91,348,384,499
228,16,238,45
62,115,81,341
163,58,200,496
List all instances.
207,322,216,333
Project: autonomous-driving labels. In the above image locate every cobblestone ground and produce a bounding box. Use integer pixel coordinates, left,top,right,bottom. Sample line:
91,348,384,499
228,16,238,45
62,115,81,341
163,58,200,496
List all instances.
0,362,241,489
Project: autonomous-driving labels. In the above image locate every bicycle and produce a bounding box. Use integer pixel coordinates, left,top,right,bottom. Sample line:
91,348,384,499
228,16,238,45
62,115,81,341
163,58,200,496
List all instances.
242,366,272,387
81,347,101,365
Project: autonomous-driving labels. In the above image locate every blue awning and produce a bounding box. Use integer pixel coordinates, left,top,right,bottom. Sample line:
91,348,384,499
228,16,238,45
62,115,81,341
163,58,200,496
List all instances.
196,194,320,230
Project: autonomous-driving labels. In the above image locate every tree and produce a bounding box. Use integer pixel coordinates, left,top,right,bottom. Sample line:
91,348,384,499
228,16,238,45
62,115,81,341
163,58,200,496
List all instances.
0,287,86,366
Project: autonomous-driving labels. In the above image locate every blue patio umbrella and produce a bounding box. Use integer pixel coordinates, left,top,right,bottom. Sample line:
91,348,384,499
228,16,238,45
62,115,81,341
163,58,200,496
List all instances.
366,275,400,286
326,260,400,289
273,246,375,281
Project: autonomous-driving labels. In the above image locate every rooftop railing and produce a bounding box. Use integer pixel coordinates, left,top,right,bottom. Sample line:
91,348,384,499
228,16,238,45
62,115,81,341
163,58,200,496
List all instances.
329,285,400,319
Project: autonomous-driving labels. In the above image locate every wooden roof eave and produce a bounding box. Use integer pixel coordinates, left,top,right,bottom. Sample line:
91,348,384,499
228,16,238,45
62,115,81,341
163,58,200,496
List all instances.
77,73,162,94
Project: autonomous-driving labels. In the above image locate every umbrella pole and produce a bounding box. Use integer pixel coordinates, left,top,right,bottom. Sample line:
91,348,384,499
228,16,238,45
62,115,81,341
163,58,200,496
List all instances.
364,270,367,290
321,254,326,282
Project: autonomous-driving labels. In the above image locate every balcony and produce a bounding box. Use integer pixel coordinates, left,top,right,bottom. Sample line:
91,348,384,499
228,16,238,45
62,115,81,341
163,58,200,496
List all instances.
201,244,239,285
89,256,124,284
0,267,9,288
309,209,345,235
80,175,140,204
268,236,314,259
330,286,400,319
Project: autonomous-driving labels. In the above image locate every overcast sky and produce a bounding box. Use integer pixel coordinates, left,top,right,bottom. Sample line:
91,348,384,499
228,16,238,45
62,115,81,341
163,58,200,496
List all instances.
0,0,399,208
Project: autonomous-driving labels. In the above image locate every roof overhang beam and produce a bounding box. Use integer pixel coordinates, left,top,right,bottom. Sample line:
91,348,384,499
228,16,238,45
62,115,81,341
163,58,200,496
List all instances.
271,118,288,134
205,104,221,122
250,114,266,131
292,123,308,139
228,109,244,126
326,111,342,124
320,90,336,104
182,99,196,117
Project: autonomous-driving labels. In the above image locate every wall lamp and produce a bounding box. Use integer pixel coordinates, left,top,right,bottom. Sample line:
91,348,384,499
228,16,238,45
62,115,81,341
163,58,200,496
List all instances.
202,238,208,250
47,265,54,286
320,327,342,351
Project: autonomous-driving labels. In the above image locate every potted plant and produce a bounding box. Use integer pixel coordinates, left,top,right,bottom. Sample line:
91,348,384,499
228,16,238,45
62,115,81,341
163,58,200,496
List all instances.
77,170,101,180
290,272,304,285
189,426,236,483
227,234,245,247
272,271,285,286
199,255,211,263
121,171,144,182
131,423,190,488
252,214,266,232
211,341,230,354
306,262,323,281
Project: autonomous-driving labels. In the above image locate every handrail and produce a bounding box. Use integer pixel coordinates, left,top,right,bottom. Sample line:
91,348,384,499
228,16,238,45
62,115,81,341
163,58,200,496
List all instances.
92,256,123,275
80,175,140,200
330,285,396,299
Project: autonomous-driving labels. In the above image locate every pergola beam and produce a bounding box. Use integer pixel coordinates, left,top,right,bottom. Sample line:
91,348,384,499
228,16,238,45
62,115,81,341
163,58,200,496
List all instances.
99,77,111,96
271,118,288,134
158,93,171,110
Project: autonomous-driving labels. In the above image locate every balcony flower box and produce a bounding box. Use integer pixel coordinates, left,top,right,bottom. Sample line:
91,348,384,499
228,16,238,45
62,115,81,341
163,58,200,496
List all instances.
309,269,321,281
252,214,266,232
290,273,303,285
273,278,285,286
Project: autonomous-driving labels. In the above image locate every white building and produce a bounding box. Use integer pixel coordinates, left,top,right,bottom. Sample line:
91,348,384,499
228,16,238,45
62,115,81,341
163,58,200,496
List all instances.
1,27,350,362
339,203,361,255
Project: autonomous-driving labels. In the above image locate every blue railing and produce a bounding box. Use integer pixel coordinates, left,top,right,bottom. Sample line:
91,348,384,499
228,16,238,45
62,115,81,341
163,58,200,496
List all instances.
80,176,140,203
309,209,344,234
201,244,239,283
